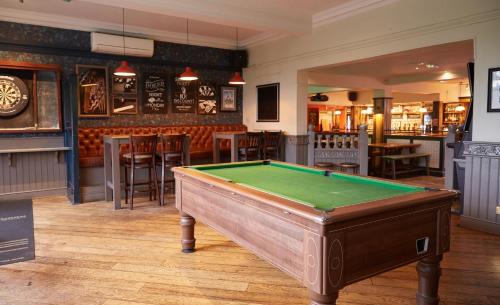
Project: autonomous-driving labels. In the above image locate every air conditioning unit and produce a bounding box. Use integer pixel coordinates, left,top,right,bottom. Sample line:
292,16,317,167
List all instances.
91,32,154,57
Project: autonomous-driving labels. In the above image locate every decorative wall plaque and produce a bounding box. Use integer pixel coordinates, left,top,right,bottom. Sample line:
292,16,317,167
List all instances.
112,96,138,115
112,75,137,94
0,75,29,117
197,82,216,115
173,78,197,113
143,73,168,114
220,86,237,112
77,65,109,118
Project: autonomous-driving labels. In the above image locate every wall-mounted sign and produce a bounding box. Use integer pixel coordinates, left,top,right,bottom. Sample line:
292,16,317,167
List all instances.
112,75,137,94
112,96,138,115
0,75,29,117
0,199,35,266
220,86,237,112
77,65,109,118
172,78,197,113
197,82,217,115
143,73,168,114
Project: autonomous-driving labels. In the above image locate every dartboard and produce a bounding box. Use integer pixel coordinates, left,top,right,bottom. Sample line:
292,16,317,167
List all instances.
0,75,29,117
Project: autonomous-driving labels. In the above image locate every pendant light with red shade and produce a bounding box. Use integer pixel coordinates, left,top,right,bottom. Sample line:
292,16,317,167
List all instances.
179,19,198,81
114,8,136,77
229,27,245,85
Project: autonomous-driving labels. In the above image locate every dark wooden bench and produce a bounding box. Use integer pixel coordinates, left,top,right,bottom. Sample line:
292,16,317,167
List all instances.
381,153,430,179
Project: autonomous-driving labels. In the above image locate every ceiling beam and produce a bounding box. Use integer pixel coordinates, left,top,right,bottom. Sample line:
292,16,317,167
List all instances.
77,0,311,34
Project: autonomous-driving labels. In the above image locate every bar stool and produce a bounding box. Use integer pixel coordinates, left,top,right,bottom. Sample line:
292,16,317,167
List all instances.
336,162,360,174
157,134,186,206
239,131,262,161
314,162,335,170
262,131,282,160
122,134,159,210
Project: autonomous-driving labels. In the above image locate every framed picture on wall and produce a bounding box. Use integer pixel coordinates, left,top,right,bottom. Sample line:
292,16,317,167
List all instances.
143,73,168,114
257,83,279,122
172,78,197,113
112,75,137,94
76,65,109,118
112,96,138,115
198,82,217,115
487,67,500,112
220,86,237,112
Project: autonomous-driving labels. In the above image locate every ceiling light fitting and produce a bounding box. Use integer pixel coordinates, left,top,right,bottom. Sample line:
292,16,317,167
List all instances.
113,8,136,77
179,19,198,81
228,27,245,85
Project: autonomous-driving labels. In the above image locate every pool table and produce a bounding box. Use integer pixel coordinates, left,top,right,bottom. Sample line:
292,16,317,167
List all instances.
172,160,457,305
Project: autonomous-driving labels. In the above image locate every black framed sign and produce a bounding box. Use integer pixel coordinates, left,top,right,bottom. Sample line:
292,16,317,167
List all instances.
198,82,217,115
112,75,137,94
112,96,138,115
487,67,500,112
143,73,168,114
257,83,279,122
172,78,197,113
220,86,237,112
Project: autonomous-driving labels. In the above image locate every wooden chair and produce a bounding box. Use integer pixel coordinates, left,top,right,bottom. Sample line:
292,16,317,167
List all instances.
239,132,262,161
122,134,159,210
262,131,282,160
157,134,187,206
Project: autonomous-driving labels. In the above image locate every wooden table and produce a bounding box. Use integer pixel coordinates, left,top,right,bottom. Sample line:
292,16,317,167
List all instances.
104,134,189,210
212,131,246,163
369,142,421,176
368,142,421,154
173,160,457,305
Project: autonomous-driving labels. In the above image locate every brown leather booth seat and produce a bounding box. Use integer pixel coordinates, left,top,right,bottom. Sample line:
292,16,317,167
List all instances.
78,124,247,168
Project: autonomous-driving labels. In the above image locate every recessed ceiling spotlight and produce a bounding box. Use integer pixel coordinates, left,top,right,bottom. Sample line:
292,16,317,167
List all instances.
426,64,439,69
415,67,420,70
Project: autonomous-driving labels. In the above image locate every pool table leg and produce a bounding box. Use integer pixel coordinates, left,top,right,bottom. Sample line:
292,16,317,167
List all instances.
309,290,339,305
180,212,196,253
416,254,442,305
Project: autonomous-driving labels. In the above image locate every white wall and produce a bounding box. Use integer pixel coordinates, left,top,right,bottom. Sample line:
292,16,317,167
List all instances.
243,0,500,140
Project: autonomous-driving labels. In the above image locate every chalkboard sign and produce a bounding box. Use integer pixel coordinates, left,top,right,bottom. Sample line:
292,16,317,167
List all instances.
257,83,279,122
143,73,168,114
172,78,197,113
0,199,35,266
197,82,217,115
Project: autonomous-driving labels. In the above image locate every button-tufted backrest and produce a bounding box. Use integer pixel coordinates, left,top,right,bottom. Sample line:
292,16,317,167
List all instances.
78,124,247,159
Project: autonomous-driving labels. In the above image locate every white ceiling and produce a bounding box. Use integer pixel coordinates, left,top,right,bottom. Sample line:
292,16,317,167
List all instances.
0,0,398,49
309,40,474,86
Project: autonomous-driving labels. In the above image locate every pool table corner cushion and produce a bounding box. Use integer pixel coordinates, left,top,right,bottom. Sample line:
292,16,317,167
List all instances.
172,161,457,305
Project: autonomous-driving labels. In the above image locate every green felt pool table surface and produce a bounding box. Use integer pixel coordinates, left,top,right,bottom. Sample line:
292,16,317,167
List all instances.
191,161,425,211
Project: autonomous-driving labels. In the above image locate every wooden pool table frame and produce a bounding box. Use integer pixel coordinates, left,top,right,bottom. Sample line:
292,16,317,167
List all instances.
172,161,457,305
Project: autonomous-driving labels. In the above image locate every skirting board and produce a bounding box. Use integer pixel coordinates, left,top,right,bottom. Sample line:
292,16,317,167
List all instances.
459,216,499,236
0,188,66,200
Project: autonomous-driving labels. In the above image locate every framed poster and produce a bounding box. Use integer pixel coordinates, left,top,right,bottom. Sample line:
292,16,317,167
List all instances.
143,73,168,114
487,67,500,112
112,75,137,94
220,86,237,112
172,78,197,113
257,83,279,122
197,82,217,115
112,96,138,115
76,65,109,117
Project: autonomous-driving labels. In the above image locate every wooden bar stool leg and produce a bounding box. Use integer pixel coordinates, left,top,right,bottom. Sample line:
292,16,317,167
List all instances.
425,156,430,176
152,157,159,203
381,159,386,178
130,162,135,210
160,157,165,206
391,159,396,179
124,166,128,205
148,167,152,201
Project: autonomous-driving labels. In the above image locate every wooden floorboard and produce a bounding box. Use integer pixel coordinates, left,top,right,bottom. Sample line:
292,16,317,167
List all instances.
0,176,499,305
